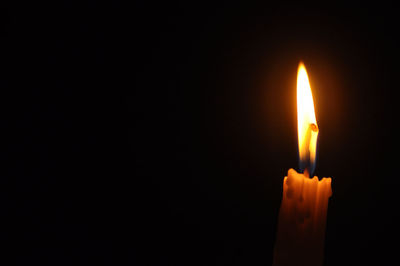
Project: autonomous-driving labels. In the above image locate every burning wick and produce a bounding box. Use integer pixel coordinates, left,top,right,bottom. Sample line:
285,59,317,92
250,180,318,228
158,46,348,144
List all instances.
301,123,319,177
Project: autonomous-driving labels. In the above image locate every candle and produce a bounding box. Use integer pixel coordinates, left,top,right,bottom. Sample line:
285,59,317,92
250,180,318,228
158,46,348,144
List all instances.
273,62,332,266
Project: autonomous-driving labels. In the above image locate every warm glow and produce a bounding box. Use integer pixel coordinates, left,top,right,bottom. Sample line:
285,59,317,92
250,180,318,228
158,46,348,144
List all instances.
297,62,318,174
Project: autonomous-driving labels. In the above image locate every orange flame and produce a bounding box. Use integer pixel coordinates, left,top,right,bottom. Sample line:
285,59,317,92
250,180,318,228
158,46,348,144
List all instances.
297,62,318,174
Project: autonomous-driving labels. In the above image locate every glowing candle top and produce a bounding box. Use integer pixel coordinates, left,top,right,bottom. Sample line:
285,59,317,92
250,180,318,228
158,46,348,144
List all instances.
297,62,319,175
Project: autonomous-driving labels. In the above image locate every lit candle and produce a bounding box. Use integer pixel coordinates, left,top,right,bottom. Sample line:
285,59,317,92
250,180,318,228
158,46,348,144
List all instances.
273,62,332,266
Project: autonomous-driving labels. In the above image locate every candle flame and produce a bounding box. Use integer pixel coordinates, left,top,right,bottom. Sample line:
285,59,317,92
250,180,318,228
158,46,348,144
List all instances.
297,62,318,175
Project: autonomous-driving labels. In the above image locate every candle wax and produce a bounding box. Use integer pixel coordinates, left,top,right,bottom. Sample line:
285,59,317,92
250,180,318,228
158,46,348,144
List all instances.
273,168,332,266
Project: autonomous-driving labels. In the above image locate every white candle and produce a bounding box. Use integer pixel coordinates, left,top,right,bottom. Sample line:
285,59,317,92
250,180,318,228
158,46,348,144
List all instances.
273,62,332,266
273,169,332,266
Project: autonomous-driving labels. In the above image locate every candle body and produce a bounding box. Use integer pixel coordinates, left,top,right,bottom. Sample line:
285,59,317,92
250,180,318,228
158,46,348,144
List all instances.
273,169,332,266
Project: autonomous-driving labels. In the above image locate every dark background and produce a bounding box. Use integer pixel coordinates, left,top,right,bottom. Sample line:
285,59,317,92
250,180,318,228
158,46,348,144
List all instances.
2,1,399,265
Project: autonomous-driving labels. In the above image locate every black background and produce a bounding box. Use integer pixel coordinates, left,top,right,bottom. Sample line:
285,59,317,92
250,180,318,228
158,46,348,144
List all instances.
2,1,400,265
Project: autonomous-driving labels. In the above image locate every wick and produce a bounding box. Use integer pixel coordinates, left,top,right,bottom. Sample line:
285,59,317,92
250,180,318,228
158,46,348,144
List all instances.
300,123,318,177
310,123,318,132
304,168,310,178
